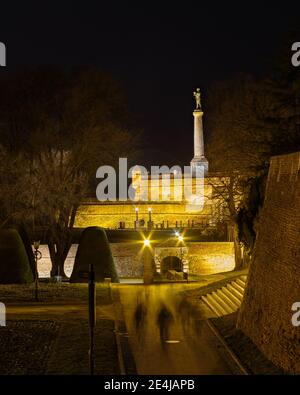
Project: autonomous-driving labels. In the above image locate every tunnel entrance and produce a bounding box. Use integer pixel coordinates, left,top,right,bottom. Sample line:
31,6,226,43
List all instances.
161,256,183,274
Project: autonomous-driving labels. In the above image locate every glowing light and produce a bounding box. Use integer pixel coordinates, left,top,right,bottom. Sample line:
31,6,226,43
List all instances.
165,340,181,344
175,231,180,237
148,207,152,212
144,239,151,247
178,235,184,242
135,207,139,212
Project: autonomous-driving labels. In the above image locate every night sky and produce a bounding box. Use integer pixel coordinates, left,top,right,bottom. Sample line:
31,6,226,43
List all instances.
0,1,299,166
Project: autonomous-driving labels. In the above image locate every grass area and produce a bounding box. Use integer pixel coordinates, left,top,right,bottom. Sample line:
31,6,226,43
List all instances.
0,282,112,304
46,319,119,375
0,282,119,375
0,320,59,374
211,313,286,375
0,319,119,375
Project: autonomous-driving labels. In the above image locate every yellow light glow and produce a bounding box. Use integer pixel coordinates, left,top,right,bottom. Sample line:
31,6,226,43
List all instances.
175,231,180,237
135,207,139,212
148,207,152,212
178,235,184,242
144,239,151,247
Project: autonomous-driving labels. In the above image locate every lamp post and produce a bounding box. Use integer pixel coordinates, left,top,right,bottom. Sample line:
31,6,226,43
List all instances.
135,207,139,221
89,263,96,375
33,241,42,301
148,207,152,222
135,207,139,229
147,207,153,230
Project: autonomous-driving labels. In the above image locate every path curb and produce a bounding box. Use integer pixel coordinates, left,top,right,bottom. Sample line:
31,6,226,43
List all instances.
206,319,250,375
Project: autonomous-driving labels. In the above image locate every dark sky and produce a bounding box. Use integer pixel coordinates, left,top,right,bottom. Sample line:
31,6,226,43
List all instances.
0,1,299,166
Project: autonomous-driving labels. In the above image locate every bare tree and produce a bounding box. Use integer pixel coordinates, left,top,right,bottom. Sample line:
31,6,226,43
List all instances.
0,67,142,277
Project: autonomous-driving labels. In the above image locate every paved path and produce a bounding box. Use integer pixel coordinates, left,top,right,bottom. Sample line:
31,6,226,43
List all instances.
115,283,234,375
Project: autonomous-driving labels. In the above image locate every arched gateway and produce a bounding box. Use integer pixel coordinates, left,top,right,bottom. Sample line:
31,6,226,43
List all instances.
161,256,183,274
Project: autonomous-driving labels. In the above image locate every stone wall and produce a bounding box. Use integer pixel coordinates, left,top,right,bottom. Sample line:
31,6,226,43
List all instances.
74,201,213,230
237,152,300,374
74,176,226,230
188,242,235,275
37,243,143,278
110,243,143,277
37,241,235,279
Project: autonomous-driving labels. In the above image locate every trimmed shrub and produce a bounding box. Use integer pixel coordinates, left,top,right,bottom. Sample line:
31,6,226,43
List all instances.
15,224,36,278
70,227,119,283
0,228,34,284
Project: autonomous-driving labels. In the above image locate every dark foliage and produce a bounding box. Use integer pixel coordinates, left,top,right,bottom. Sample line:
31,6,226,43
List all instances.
70,227,119,283
0,229,34,284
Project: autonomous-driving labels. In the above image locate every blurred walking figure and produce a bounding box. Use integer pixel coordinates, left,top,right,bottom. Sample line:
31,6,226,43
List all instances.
134,302,147,333
156,304,174,349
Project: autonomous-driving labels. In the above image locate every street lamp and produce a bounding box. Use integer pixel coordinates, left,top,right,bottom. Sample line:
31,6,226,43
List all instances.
135,207,139,229
144,239,151,247
147,207,153,230
33,240,42,301
148,208,152,221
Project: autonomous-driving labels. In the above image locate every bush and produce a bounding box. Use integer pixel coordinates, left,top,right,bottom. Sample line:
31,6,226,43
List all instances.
70,227,119,283
0,228,34,284
15,224,36,278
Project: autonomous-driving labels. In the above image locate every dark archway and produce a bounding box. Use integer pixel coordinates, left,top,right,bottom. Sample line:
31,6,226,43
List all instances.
161,256,183,274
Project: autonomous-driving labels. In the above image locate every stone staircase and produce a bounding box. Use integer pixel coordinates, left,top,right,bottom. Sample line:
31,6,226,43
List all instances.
201,275,247,317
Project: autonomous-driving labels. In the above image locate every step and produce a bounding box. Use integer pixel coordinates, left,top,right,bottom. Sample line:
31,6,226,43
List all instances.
206,293,230,316
230,280,245,295
217,289,240,310
211,291,235,314
240,275,248,282
236,278,246,289
227,283,244,301
221,287,242,308
205,293,228,316
202,295,224,317
237,276,247,285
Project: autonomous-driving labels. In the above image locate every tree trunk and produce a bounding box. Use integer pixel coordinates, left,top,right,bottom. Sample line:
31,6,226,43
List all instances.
48,240,68,278
48,206,78,278
231,224,243,270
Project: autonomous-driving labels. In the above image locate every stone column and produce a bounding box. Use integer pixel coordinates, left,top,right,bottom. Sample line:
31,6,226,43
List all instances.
193,109,205,158
190,107,208,175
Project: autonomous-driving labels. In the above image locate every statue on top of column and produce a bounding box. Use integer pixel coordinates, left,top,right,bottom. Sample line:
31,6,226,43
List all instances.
193,88,202,110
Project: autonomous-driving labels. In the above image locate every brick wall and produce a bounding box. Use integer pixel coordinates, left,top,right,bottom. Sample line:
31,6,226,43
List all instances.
237,152,300,373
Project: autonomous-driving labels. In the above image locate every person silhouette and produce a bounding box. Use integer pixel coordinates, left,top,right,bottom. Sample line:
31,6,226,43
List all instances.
156,304,174,349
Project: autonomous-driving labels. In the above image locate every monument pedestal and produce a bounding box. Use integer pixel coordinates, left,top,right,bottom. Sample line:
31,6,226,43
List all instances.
191,156,209,176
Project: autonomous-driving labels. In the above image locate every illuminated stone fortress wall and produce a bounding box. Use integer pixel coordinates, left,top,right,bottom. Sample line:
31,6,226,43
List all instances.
74,175,225,230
